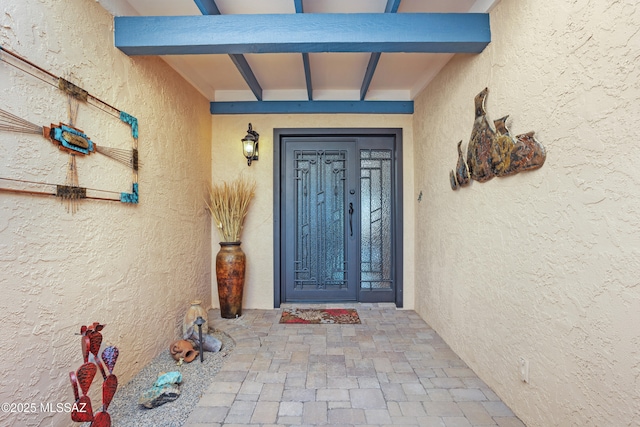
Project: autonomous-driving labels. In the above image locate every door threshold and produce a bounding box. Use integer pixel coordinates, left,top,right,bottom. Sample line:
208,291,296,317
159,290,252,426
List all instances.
280,302,398,309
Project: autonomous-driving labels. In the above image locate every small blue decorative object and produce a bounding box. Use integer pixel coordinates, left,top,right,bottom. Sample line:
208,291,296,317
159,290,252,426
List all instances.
52,125,95,155
120,183,139,204
153,371,182,387
119,111,139,139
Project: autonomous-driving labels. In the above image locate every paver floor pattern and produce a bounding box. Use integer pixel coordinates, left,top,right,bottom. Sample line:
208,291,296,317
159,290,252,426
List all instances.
185,304,525,427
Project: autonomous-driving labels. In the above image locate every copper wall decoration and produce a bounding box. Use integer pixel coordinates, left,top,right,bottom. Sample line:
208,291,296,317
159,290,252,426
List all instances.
450,88,546,190
0,46,139,211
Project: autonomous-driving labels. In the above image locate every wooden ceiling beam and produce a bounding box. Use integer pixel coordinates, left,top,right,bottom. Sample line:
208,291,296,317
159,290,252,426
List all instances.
294,0,313,101
209,100,414,115
192,0,262,100
115,13,491,56
360,0,402,100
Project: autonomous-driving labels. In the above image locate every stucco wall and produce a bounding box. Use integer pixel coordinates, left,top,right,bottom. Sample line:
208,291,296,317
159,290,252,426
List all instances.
412,0,640,426
211,114,415,311
0,1,212,426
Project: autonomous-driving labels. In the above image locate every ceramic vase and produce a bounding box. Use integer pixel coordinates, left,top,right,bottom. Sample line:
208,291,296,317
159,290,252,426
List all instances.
182,300,208,338
216,242,246,319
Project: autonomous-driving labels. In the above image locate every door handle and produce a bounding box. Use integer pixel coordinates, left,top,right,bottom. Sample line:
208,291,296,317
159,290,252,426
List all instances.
349,202,354,237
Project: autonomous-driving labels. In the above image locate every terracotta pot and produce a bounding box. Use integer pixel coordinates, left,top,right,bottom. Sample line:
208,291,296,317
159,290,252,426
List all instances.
169,340,199,363
216,242,246,319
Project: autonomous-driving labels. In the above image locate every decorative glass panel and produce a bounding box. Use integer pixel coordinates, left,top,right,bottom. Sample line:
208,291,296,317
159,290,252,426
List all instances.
360,149,393,290
294,150,347,290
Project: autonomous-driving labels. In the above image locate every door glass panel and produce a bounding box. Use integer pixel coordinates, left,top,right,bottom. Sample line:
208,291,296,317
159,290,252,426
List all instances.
360,149,393,290
294,150,347,291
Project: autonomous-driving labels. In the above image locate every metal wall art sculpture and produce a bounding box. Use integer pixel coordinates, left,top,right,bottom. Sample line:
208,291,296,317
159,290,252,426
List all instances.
69,322,119,427
0,46,139,211
450,88,546,190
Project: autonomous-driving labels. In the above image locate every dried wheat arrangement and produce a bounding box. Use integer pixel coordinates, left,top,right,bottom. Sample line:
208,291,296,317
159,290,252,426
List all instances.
206,176,256,242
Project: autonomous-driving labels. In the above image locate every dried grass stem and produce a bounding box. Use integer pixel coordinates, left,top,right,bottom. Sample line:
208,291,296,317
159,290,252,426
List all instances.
206,176,256,242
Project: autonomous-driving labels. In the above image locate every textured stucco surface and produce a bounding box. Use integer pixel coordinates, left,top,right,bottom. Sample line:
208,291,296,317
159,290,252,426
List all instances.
210,114,415,311
412,0,640,426
0,1,212,426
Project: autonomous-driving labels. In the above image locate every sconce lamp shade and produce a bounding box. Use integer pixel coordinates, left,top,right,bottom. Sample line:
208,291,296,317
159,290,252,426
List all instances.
241,123,259,166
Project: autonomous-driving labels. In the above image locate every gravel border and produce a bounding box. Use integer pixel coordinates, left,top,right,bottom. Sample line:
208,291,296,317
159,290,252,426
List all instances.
94,331,234,427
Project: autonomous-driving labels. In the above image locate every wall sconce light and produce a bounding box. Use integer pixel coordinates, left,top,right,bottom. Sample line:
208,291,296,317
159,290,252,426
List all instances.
241,123,259,166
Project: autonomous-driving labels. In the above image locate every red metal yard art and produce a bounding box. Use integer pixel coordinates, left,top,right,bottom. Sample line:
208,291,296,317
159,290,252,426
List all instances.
69,322,119,426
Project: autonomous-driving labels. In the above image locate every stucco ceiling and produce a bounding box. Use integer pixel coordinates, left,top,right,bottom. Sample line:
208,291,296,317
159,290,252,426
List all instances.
98,0,499,108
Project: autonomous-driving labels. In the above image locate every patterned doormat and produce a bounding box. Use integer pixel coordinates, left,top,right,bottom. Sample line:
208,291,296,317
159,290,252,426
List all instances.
279,308,361,324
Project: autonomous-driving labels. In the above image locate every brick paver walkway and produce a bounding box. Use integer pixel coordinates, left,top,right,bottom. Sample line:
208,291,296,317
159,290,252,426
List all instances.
184,304,525,427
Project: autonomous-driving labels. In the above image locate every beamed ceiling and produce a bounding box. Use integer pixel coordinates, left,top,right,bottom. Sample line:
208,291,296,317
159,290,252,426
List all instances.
98,0,499,114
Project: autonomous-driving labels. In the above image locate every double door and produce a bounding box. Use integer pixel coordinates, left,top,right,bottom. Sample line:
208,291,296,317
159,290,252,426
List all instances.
279,132,402,305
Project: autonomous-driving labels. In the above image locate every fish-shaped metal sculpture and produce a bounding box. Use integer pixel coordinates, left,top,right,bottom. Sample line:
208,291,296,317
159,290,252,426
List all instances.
466,88,495,182
455,140,470,187
453,88,546,189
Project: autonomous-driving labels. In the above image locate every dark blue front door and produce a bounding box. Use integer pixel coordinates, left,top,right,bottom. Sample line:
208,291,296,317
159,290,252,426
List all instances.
280,133,400,304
